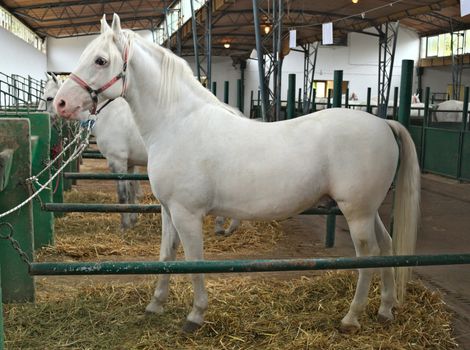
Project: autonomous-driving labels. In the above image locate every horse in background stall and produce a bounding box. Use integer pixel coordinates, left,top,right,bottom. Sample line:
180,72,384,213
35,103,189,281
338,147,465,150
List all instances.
54,14,420,333
42,76,239,234
433,100,469,122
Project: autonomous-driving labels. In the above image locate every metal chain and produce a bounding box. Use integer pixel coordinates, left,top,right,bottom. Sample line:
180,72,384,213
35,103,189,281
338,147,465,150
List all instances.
0,222,31,267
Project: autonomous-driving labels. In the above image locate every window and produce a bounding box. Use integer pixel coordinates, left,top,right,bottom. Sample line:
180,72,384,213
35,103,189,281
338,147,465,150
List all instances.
421,30,469,59
0,6,45,53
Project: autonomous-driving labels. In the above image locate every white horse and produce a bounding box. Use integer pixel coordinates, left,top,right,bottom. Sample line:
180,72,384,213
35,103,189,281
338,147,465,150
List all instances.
42,77,239,233
38,73,61,117
54,14,420,333
433,100,469,122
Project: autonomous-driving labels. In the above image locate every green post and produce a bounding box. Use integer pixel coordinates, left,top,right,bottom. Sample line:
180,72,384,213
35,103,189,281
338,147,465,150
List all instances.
287,73,296,119
212,81,217,96
462,87,469,131
393,86,399,120
311,88,316,112
224,81,229,104
250,90,254,118
345,88,349,108
332,70,343,108
26,113,54,248
325,214,336,248
237,79,243,112
0,119,35,302
50,120,64,213
327,89,332,109
366,87,372,114
0,266,4,350
398,59,414,129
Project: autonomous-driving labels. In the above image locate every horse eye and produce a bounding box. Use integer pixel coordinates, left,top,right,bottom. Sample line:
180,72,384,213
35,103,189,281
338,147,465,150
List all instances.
95,57,107,66
46,97,53,102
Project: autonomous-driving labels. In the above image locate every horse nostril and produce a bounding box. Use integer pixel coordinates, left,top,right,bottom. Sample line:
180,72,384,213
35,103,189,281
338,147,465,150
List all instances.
58,99,66,108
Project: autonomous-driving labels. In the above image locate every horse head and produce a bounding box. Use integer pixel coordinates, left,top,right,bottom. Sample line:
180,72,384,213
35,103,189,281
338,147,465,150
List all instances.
39,72,61,117
54,14,130,119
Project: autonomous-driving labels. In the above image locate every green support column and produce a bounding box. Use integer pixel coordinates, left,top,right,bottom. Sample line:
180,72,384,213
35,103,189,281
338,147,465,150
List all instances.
287,74,296,119
224,81,229,104
327,89,332,109
297,88,302,115
398,59,414,129
345,88,349,108
212,81,217,96
50,121,63,213
332,70,343,108
0,119,35,302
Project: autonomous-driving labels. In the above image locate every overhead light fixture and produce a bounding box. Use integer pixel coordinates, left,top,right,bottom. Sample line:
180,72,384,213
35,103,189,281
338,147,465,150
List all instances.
224,42,230,49
264,25,271,34
352,0,359,3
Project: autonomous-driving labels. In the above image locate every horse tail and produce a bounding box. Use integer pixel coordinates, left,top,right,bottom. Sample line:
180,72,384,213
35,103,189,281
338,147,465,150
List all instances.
386,120,421,303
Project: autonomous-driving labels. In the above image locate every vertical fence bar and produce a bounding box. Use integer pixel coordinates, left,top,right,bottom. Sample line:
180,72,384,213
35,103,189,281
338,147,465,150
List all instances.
327,89,332,109
457,86,469,180
398,60,414,130
325,214,336,248
345,88,349,108
212,81,217,96
250,90,254,118
420,87,430,169
366,87,372,114
237,79,242,111
297,88,302,115
393,86,399,120
224,81,229,104
287,74,296,119
311,88,316,112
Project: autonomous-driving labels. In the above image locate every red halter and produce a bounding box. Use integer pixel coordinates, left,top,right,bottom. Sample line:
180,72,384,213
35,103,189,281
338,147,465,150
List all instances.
69,45,129,115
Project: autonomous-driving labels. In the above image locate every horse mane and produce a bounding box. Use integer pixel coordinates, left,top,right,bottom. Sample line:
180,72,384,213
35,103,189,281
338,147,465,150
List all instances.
126,31,244,118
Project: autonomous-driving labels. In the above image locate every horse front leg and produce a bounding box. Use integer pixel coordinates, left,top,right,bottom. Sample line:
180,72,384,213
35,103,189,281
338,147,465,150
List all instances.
145,206,180,314
169,204,207,333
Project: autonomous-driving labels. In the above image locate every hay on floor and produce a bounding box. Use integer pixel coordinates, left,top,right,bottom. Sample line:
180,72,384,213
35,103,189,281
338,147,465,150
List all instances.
4,272,456,349
36,189,283,261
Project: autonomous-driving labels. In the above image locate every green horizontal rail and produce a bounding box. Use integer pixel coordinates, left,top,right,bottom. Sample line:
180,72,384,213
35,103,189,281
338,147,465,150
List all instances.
28,254,470,276
63,172,149,180
42,203,343,215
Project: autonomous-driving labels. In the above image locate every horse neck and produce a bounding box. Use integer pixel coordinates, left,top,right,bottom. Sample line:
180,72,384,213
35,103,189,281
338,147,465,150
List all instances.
124,39,214,145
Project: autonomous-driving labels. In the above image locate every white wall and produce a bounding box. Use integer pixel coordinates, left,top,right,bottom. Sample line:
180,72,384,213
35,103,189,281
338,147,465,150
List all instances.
422,66,470,96
47,30,153,72
0,27,47,79
44,25,421,115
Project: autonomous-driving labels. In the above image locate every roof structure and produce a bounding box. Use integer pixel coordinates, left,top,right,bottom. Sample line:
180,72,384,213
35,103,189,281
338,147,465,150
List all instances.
1,0,468,58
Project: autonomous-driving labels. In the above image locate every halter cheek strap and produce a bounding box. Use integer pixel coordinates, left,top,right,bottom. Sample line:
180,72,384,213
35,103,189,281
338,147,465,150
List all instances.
69,45,129,115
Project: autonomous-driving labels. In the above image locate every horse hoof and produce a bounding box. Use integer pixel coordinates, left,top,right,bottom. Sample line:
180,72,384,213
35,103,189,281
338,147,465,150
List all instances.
182,320,202,333
215,229,225,236
145,302,164,315
339,323,360,334
378,312,394,323
224,230,234,236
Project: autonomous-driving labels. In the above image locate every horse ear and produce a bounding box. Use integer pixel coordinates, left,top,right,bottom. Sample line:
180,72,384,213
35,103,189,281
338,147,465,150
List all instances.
111,13,122,35
101,14,111,34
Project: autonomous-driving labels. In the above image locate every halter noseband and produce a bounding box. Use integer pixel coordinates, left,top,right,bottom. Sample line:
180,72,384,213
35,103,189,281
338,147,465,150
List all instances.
69,44,129,115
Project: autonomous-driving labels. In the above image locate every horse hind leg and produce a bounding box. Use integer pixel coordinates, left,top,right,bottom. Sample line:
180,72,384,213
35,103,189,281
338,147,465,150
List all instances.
225,218,240,236
340,211,380,332
145,206,180,315
375,213,398,322
127,165,139,227
110,161,133,231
